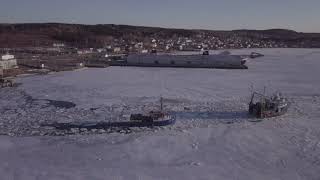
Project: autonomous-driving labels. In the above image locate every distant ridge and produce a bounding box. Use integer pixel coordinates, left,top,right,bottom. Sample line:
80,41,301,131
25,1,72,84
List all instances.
0,23,319,48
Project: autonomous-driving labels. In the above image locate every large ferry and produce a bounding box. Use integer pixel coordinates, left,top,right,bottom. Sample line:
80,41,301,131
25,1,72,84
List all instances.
109,51,248,69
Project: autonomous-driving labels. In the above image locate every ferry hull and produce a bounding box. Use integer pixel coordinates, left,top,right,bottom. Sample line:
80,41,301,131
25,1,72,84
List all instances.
110,54,248,69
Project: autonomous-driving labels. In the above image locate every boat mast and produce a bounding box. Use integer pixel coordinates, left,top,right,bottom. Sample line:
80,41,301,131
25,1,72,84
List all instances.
160,96,163,112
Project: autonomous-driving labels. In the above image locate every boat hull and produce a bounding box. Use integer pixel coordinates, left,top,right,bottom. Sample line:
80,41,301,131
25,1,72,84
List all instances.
110,62,248,69
42,115,176,130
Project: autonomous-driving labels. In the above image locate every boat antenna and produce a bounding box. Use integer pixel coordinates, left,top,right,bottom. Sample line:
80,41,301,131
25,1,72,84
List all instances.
249,83,254,94
160,96,163,112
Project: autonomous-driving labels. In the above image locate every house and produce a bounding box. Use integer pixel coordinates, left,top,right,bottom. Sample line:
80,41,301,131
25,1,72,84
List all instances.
0,54,18,69
77,49,92,55
53,43,65,48
141,49,149,54
152,43,157,48
135,42,144,49
97,48,106,53
113,47,121,53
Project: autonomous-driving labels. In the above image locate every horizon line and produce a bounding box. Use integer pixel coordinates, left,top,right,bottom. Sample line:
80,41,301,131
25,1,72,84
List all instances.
1,22,319,34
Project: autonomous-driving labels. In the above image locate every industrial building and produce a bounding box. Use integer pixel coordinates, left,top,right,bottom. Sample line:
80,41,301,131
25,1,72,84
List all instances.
0,54,18,70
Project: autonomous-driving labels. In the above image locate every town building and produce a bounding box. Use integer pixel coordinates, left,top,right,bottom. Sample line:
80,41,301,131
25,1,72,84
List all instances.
0,54,18,69
113,47,121,53
53,43,65,48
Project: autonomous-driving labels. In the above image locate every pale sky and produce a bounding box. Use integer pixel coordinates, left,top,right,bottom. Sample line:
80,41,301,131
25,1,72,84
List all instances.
0,0,319,32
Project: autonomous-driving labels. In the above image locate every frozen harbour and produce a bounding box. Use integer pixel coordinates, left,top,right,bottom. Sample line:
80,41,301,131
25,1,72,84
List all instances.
1,48,320,180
